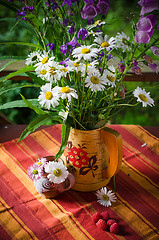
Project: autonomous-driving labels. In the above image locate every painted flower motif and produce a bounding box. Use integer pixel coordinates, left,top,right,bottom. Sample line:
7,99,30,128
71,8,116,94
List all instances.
85,69,107,92
27,162,44,180
96,187,117,207
68,146,89,168
133,86,154,107
44,161,69,184
72,45,99,61
38,83,60,110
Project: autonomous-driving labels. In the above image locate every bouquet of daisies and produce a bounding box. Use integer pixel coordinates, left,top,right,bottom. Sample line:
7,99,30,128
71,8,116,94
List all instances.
0,0,159,160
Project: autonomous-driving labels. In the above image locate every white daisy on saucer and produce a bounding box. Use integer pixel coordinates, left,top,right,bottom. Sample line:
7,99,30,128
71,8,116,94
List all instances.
94,35,116,51
133,86,154,107
72,45,99,61
38,83,59,110
96,187,117,207
44,161,69,184
85,69,107,92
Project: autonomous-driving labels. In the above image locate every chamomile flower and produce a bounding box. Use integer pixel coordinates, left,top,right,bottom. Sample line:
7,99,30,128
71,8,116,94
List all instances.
133,86,154,107
36,66,48,80
54,86,78,102
79,62,97,77
96,187,117,207
86,20,106,30
27,162,44,180
94,35,116,51
65,59,81,71
72,45,99,61
35,51,55,70
88,30,102,37
85,69,107,92
104,65,116,87
45,62,59,82
115,32,130,52
37,157,47,167
57,65,72,78
25,51,39,65
44,161,69,184
38,83,59,110
59,109,69,122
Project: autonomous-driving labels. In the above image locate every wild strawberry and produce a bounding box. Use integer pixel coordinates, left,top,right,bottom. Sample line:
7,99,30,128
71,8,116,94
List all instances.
92,212,101,223
96,219,107,230
110,222,119,234
100,211,110,222
107,219,117,227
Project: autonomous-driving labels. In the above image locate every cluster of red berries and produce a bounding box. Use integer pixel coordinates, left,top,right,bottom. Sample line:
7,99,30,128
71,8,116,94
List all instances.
92,211,119,234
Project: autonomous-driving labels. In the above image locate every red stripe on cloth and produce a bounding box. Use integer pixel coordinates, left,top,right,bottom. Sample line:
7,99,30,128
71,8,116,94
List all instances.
110,172,159,230
122,145,159,185
42,124,62,143
110,125,159,165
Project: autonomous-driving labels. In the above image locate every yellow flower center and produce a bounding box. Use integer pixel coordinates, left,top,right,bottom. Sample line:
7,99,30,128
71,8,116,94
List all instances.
122,38,127,45
61,87,71,93
73,63,79,67
42,57,48,64
107,75,115,82
103,194,109,201
95,20,101,25
33,169,38,175
40,69,47,75
91,76,100,84
81,48,90,54
101,42,110,48
60,68,68,72
38,162,41,165
139,94,147,102
53,168,62,177
49,67,56,75
45,91,53,100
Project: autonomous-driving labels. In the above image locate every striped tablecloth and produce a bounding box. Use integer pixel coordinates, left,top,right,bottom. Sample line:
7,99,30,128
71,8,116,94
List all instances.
0,125,159,240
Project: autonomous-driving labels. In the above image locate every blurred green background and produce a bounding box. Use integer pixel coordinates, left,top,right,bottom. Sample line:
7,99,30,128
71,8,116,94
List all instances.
0,0,159,125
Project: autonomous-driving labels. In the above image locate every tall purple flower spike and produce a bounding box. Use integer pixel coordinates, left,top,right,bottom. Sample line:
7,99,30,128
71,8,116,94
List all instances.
138,0,159,15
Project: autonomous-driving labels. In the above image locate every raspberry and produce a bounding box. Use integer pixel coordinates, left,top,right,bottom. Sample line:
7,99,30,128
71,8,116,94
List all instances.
96,219,107,230
107,219,116,227
100,211,110,222
92,212,101,223
110,222,119,234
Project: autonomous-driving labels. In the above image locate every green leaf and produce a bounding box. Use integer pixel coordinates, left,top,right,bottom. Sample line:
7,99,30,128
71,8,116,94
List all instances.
55,124,71,161
0,41,44,50
26,72,45,86
20,94,46,115
0,0,18,12
0,99,39,110
0,82,39,96
0,65,35,82
19,114,62,141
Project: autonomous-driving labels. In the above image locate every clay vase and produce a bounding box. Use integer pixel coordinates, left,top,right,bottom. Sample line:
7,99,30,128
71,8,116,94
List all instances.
61,126,122,192
34,156,75,198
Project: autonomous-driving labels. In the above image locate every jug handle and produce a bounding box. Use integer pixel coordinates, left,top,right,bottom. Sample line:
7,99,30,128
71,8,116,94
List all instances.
101,127,122,179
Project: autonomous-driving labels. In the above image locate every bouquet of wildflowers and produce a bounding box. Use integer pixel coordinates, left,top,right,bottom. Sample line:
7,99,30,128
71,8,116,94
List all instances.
0,0,159,160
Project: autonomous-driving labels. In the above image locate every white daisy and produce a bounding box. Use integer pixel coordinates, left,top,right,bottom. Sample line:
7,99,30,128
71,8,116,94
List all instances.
86,20,106,30
133,86,154,107
72,45,99,61
57,65,72,78
94,35,116,51
37,157,47,167
25,51,39,66
96,187,117,207
35,51,55,71
78,62,97,77
85,69,107,92
36,66,48,80
38,83,59,110
104,65,116,87
88,30,103,37
115,32,130,52
65,59,81,72
54,86,78,103
44,161,69,184
45,62,59,82
59,109,69,122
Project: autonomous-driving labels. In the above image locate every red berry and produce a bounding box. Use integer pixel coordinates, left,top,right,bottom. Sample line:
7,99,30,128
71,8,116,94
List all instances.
110,222,119,234
100,211,110,221
96,219,107,230
92,212,101,223
107,219,116,227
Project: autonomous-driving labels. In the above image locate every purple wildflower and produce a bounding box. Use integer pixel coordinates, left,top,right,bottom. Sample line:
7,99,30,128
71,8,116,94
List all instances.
66,37,81,47
78,28,89,41
131,66,142,75
138,0,159,15
135,30,151,44
148,63,158,73
143,55,153,63
96,0,110,15
81,3,98,20
119,86,127,99
68,25,75,35
150,46,159,57
60,44,68,55
46,43,55,51
59,58,70,65
118,63,125,73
